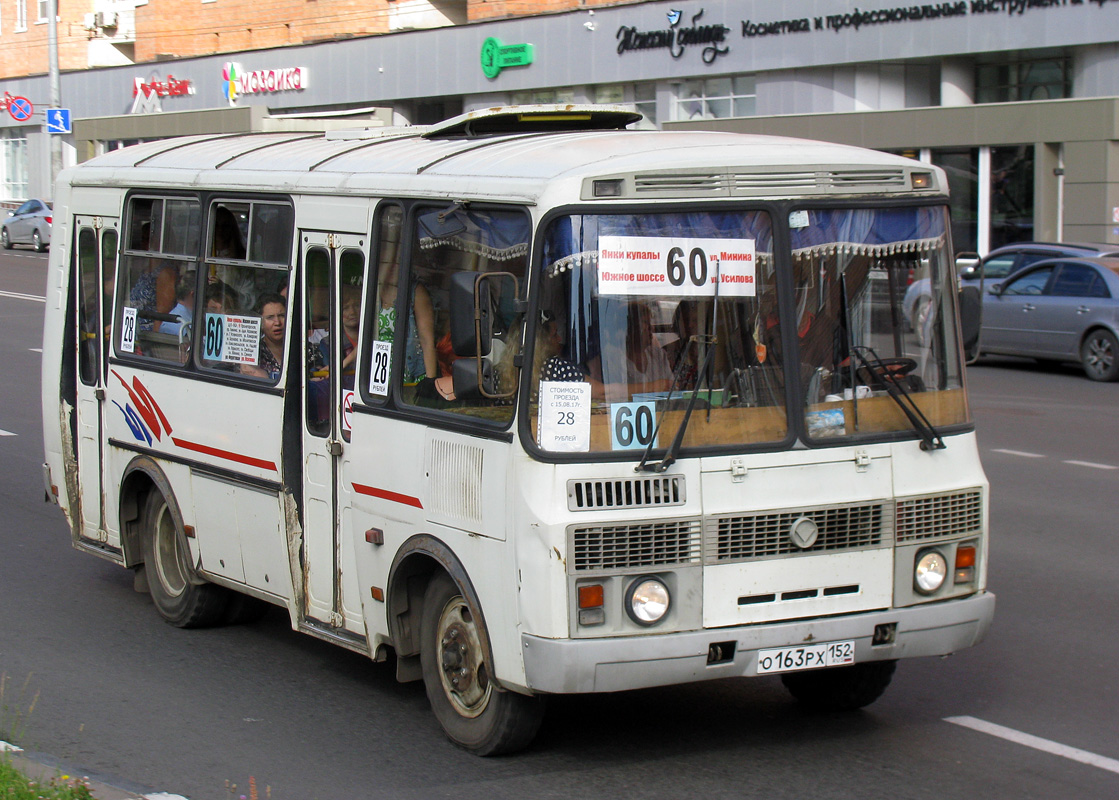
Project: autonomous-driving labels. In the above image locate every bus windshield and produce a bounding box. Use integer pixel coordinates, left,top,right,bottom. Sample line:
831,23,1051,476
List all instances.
530,204,967,455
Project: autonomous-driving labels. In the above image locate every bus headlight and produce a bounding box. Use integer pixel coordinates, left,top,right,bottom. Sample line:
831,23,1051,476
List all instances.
914,549,948,594
625,576,670,626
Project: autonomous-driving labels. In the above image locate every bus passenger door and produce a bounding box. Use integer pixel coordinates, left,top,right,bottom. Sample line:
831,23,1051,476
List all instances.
300,232,366,632
73,216,120,546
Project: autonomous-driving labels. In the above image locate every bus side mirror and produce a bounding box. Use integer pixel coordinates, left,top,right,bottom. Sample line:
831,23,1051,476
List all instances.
449,271,522,399
450,271,491,357
958,285,981,363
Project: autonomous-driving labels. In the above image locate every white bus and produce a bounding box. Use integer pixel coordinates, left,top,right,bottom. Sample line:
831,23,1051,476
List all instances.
42,105,994,755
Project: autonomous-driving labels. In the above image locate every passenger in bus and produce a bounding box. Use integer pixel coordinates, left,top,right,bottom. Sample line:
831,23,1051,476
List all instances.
204,281,238,314
624,301,673,390
162,271,196,336
241,292,286,381
537,310,584,383
376,264,436,384
212,207,246,260
317,283,362,389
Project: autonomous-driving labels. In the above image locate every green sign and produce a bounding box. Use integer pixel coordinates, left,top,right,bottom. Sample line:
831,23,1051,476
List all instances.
481,37,534,79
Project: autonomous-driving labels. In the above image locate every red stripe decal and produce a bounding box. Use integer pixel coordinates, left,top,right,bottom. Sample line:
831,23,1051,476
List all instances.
352,482,424,509
171,437,277,472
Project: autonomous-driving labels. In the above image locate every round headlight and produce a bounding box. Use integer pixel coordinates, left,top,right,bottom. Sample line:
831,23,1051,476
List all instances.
914,550,948,594
625,577,670,626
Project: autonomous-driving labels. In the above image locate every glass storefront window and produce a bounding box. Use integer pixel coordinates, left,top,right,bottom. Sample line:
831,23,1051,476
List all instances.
672,76,756,121
2,133,28,202
976,58,1069,103
990,145,1034,249
931,148,979,256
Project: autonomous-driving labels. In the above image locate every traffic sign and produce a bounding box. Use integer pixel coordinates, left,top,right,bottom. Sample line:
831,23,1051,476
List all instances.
47,108,71,134
7,96,33,122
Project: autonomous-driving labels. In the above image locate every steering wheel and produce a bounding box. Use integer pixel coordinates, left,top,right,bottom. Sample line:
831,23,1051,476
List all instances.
858,357,918,386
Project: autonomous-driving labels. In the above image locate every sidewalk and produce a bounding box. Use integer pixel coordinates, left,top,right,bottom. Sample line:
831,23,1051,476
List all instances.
2,741,182,800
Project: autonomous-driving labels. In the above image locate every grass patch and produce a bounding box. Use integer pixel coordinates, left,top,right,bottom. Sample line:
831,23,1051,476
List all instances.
0,756,96,799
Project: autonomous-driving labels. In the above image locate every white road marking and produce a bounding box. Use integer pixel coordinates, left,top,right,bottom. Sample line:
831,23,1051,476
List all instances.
28,347,42,353
945,716,1119,775
0,290,45,302
0,429,16,437
1063,460,1118,471
0,739,23,753
991,448,1046,458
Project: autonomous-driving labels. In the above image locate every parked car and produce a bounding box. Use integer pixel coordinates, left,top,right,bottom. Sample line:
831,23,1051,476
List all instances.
1,199,52,251
903,241,1119,339
977,255,1119,381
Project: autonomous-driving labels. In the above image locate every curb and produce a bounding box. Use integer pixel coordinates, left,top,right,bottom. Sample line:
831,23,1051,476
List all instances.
2,741,185,800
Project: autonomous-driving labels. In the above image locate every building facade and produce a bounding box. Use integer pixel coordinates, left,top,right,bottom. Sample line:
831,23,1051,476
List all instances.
1,0,1117,252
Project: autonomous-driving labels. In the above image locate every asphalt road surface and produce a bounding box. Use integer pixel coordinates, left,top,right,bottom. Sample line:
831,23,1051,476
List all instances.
2,249,1117,799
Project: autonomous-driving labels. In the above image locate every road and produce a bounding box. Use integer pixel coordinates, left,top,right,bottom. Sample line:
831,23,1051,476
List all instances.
2,248,1117,799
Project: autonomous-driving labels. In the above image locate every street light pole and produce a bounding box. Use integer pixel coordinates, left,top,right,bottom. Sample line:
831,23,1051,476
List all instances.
47,0,61,195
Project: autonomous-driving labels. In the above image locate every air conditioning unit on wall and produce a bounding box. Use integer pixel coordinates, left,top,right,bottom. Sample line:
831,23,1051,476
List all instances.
93,11,118,29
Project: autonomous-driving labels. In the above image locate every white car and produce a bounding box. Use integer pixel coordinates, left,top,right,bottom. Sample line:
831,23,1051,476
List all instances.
1,198,52,251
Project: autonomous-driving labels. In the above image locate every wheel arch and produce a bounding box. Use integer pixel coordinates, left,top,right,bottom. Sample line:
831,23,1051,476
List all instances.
117,455,179,568
386,534,493,685
1078,323,1119,351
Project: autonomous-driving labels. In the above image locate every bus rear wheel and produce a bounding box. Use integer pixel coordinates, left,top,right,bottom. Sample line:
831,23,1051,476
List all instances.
141,490,230,628
419,572,544,755
780,660,897,711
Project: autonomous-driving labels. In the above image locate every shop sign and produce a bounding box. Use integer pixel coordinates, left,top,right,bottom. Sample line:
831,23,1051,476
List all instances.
223,62,308,106
616,9,731,64
480,37,535,79
740,0,1106,40
131,74,194,114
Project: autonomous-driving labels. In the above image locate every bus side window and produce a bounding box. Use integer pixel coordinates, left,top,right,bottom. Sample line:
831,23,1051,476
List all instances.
76,228,100,385
400,206,529,424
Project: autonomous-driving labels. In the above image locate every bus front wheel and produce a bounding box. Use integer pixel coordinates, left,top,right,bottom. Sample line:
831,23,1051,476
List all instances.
141,490,230,628
419,572,544,755
780,660,897,711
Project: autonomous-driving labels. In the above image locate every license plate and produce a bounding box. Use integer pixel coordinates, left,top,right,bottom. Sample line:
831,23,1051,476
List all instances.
756,640,855,674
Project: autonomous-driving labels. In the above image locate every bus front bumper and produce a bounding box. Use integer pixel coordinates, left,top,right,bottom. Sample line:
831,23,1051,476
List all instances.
520,591,995,694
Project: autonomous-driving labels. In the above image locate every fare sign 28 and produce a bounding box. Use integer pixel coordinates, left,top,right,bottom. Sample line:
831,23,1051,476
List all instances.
597,236,756,297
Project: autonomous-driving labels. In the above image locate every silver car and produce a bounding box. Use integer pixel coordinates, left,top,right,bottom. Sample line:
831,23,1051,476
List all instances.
978,256,1119,381
1,198,52,251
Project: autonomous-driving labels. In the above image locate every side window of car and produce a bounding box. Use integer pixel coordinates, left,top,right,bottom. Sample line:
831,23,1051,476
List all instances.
1050,264,1097,297
1017,252,1057,271
1002,266,1054,296
981,255,1017,280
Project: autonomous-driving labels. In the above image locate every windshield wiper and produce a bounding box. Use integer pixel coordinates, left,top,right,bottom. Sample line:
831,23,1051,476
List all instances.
637,257,722,473
849,345,946,451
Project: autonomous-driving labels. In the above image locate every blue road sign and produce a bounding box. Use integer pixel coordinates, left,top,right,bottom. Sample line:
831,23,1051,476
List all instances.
8,97,33,122
47,108,71,134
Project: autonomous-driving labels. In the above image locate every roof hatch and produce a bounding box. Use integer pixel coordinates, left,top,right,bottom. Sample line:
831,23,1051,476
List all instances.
422,104,643,139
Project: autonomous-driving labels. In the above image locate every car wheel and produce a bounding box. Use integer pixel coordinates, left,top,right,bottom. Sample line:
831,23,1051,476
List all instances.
419,572,544,755
32,229,44,252
1081,329,1119,382
1,228,10,249
141,489,231,628
781,660,897,711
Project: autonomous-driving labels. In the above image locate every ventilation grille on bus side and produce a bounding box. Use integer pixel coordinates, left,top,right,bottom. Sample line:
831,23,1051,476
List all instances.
632,168,907,198
567,476,685,511
896,490,982,542
571,519,701,571
705,503,890,563
427,439,484,525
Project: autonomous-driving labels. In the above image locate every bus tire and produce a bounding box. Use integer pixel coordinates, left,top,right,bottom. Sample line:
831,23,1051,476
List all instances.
141,490,230,628
419,572,544,755
780,660,897,711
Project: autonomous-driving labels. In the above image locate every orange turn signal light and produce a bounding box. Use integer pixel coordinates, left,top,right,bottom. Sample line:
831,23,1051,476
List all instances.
955,545,976,569
578,584,604,609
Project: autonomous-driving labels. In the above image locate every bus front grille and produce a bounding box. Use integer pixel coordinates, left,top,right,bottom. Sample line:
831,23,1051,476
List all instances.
567,476,685,511
571,519,702,571
705,503,890,563
896,490,982,542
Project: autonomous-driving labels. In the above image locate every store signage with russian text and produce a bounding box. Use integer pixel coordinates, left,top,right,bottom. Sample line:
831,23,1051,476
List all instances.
480,37,535,79
223,62,308,106
131,74,194,114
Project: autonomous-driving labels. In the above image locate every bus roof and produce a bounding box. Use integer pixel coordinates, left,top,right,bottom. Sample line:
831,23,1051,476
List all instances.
64,105,942,204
